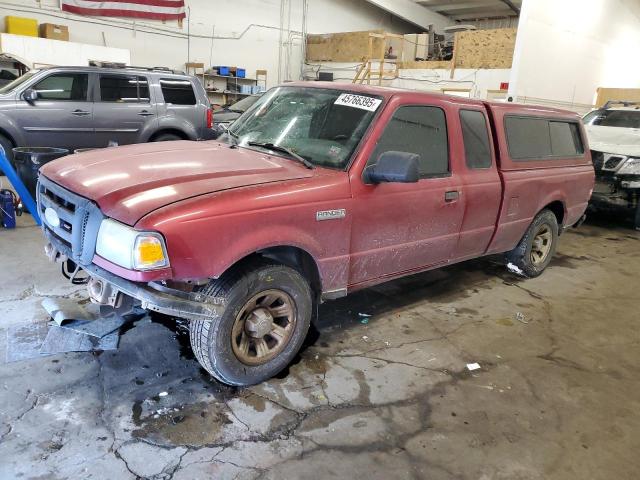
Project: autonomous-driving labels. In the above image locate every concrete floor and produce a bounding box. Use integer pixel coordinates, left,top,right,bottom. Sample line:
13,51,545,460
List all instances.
1,212,639,480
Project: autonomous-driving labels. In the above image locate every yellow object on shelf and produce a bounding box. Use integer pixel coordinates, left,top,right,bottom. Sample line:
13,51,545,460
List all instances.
5,16,38,37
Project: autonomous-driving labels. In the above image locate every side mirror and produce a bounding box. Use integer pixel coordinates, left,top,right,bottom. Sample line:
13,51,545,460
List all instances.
365,151,420,184
23,88,38,103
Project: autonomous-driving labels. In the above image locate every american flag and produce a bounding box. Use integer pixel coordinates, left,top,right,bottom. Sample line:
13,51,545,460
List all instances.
61,0,186,21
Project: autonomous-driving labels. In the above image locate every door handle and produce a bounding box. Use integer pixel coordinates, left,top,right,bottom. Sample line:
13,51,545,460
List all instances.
71,109,90,116
444,190,460,202
137,110,154,116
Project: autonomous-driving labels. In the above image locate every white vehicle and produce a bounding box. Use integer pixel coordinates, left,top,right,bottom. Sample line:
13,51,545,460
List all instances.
583,101,640,229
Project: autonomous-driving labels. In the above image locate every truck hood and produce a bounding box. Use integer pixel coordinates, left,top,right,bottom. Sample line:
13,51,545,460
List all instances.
40,141,314,225
584,124,640,156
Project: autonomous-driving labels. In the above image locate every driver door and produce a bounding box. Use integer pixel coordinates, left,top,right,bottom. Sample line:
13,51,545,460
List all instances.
348,103,465,287
13,72,94,150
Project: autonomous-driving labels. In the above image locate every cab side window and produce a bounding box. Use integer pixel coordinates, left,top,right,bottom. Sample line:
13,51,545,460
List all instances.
371,105,449,177
460,109,492,169
32,73,88,101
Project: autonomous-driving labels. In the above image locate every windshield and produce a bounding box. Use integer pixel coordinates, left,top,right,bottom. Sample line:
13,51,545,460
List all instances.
228,94,261,112
0,71,35,94
583,109,640,129
228,86,382,169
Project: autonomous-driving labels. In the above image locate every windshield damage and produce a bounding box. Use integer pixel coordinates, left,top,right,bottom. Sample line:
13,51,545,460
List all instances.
226,87,382,170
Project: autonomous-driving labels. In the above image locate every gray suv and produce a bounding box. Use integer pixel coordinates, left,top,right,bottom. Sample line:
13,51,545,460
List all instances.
0,65,215,163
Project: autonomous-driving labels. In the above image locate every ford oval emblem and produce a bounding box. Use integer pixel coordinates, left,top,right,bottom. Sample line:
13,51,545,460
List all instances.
44,207,60,228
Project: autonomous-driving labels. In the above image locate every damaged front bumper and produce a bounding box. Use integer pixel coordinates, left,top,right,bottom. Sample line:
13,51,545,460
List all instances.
81,263,224,321
45,242,224,321
590,176,640,209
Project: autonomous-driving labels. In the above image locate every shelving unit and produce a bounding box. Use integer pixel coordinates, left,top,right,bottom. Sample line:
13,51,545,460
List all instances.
203,73,258,106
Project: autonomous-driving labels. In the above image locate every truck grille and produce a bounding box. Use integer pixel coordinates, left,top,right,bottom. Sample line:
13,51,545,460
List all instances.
37,175,103,266
604,156,624,170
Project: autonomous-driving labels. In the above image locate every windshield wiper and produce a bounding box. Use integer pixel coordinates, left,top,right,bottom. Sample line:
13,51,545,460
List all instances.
247,142,315,169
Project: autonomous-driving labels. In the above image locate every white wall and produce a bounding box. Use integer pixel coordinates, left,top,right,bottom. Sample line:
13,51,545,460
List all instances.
393,68,510,99
509,0,640,112
0,0,419,86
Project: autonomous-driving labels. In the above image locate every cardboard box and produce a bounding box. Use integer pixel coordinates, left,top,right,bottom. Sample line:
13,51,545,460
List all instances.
5,16,38,37
39,23,69,41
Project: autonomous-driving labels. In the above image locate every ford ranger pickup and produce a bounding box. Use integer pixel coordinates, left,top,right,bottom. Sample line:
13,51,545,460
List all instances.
36,83,595,386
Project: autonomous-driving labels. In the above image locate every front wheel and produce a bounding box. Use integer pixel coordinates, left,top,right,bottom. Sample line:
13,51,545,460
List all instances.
189,260,313,386
506,209,559,278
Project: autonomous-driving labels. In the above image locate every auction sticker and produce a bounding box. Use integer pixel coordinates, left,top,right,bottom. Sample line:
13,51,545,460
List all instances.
334,93,382,112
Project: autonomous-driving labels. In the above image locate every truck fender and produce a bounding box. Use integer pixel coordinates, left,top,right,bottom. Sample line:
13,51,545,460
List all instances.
536,191,567,226
210,225,326,288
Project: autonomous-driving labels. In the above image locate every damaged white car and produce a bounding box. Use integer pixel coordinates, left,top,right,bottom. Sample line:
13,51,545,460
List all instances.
583,101,640,229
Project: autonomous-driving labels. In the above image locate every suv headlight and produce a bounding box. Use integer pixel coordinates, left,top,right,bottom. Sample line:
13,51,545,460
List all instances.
95,218,169,270
618,157,640,175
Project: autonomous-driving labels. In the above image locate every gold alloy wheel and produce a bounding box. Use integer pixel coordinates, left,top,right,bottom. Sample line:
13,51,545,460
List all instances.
531,224,553,266
231,289,297,366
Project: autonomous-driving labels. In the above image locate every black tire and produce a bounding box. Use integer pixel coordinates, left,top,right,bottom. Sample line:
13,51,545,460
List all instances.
506,209,559,278
634,202,640,231
152,133,183,142
189,260,313,386
0,133,15,168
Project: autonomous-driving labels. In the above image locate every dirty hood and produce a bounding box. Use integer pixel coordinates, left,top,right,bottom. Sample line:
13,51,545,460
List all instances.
40,141,313,225
584,124,640,157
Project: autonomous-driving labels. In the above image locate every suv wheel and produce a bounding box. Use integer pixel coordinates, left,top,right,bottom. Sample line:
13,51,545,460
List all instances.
506,209,559,277
189,260,313,386
152,133,182,142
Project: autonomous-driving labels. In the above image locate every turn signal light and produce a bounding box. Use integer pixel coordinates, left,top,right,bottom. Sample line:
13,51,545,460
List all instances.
134,235,169,270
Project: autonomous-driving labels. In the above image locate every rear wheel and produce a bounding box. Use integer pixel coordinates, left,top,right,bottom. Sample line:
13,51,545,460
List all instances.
189,260,313,386
634,201,640,231
152,133,183,142
506,209,559,277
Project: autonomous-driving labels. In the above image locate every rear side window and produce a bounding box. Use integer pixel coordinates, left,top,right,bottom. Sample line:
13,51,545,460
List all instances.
160,79,196,105
460,109,491,169
505,116,583,160
371,105,449,177
32,73,88,101
99,75,149,103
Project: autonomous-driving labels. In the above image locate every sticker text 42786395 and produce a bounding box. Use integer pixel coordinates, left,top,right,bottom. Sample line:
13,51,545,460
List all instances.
334,93,382,112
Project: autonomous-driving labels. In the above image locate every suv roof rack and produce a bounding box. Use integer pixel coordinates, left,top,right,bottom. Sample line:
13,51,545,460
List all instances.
602,100,640,109
88,61,185,75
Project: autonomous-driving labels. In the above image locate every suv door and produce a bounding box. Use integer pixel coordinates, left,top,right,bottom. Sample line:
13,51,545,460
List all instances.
93,73,156,146
348,102,465,286
12,72,93,149
157,78,201,138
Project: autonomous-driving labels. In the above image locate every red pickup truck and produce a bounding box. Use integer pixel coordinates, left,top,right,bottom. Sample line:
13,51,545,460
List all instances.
37,83,594,385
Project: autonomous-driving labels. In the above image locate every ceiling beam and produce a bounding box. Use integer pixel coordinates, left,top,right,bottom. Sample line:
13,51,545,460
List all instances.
363,0,452,31
427,1,505,12
499,0,521,14
450,11,516,20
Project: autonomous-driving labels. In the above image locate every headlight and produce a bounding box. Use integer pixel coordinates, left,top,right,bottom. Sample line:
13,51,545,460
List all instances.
618,157,640,175
95,218,169,270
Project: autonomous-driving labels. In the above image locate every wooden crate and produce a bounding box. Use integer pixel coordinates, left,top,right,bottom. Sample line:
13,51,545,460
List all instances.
595,88,640,107
306,30,386,62
454,28,517,69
